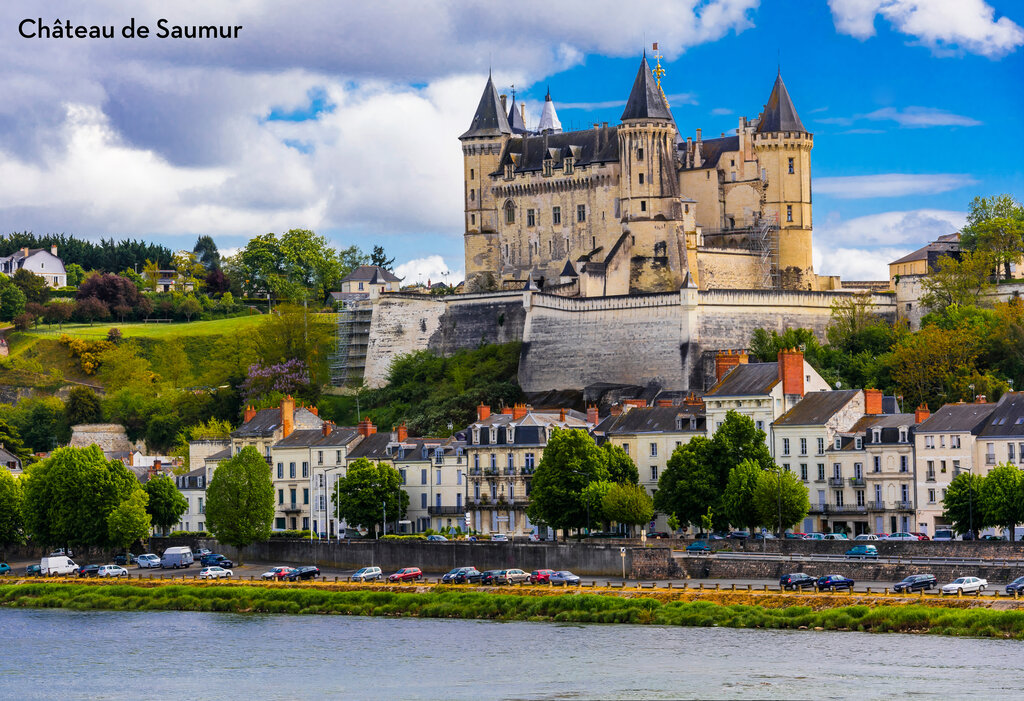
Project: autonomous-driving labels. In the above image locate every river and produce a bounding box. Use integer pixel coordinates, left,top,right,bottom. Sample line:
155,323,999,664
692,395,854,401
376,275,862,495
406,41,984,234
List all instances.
2,608,1022,699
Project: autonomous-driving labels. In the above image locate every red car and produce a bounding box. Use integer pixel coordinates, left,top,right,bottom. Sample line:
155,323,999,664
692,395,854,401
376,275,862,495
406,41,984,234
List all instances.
261,566,296,581
388,567,423,582
910,532,930,541
530,569,556,584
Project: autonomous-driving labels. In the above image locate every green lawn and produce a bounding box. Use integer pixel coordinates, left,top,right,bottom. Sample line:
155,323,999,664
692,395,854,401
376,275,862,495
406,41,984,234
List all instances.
16,314,266,341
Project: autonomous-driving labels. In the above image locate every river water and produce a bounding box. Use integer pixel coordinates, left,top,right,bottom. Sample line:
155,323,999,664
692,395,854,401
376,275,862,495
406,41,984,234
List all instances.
2,608,1022,699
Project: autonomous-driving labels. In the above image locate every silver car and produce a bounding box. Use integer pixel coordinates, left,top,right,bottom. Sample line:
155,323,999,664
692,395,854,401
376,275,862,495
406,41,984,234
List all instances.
97,565,128,578
550,571,581,586
137,554,161,568
352,566,382,582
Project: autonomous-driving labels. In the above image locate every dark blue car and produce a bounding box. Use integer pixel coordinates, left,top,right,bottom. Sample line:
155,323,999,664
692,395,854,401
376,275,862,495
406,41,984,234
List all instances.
816,574,855,591
201,554,234,568
1005,576,1024,594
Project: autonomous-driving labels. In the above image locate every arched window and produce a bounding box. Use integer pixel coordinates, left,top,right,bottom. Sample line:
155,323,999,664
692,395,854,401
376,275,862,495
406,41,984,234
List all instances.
504,200,515,224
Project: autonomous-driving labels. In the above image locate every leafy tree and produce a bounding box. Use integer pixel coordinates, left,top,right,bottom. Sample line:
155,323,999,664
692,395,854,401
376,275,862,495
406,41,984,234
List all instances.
65,263,86,287
193,235,221,270
370,245,395,270
44,300,74,329
65,386,102,426
180,295,202,322
710,411,774,476
0,470,24,554
143,475,188,532
979,463,1023,541
0,419,31,463
107,488,151,555
942,472,984,537
580,480,612,531
76,273,143,311
0,274,26,322
141,259,160,291
920,251,995,312
204,446,275,553
960,194,1024,280
205,268,231,296
722,459,764,534
332,457,408,535
526,428,610,539
602,482,654,536
279,228,342,301
753,468,809,534
153,338,191,388
601,442,638,484
889,322,986,409
146,412,183,453
3,396,70,453
0,233,171,273
76,296,110,325
22,445,138,550
96,343,154,392
252,304,333,388
12,268,50,305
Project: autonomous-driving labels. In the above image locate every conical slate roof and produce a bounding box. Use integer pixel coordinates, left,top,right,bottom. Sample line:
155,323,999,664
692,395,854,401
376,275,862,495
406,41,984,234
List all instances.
508,96,529,134
460,74,512,139
538,87,562,133
756,72,806,133
620,54,673,122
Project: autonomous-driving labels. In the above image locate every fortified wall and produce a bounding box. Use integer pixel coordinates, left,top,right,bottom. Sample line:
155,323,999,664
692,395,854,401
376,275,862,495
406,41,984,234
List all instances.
360,288,896,391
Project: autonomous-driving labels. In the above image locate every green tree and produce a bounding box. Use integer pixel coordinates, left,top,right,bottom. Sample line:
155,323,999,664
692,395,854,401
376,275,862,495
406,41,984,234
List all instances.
22,445,138,550
107,488,151,555
722,459,764,534
654,437,723,531
580,480,613,532
961,194,1024,280
0,419,31,464
65,263,86,287
12,268,50,305
941,471,984,537
65,386,102,426
602,482,654,536
979,463,1023,541
96,343,154,392
179,295,202,322
279,228,342,301
204,446,275,554
920,251,995,312
143,475,188,533
193,235,221,270
252,304,333,388
601,443,638,484
753,468,810,534
153,337,191,387
332,457,408,535
526,428,610,540
5,396,70,453
370,245,395,270
0,470,25,554
0,274,26,322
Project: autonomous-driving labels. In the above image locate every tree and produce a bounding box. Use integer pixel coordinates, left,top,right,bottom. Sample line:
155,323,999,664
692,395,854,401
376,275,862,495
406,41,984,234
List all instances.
193,235,221,271
370,245,395,270
0,274,26,322
204,446,274,553
179,295,202,322
251,304,333,388
332,457,408,535
722,459,764,534
22,445,138,550
601,443,638,484
65,386,102,426
107,488,151,555
143,475,188,532
580,480,612,532
526,428,610,540
44,300,74,329
76,296,110,325
0,470,24,555
602,482,654,536
205,268,231,296
77,272,143,311
979,463,1023,541
12,268,50,305
0,419,31,463
279,228,342,301
4,396,70,454
752,468,809,534
655,437,722,531
96,343,154,392
65,263,86,287
920,251,995,312
961,194,1024,280
942,472,984,537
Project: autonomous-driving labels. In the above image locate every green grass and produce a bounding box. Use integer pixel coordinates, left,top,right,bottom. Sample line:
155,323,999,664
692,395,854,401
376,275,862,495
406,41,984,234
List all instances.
13,314,267,342
3,583,1024,639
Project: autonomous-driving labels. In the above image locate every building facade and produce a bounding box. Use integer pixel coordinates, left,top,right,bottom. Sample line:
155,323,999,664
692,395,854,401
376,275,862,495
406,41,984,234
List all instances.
0,245,66,288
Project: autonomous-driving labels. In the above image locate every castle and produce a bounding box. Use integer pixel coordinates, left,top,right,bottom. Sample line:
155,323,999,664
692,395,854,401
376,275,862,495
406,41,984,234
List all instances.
461,54,821,294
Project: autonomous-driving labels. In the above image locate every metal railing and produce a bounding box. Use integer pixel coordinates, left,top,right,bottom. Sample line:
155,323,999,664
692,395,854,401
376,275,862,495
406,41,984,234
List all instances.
828,477,844,487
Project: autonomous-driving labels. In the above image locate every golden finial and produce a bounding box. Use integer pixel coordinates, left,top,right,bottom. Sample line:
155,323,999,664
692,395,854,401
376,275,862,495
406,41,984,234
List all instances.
651,42,668,105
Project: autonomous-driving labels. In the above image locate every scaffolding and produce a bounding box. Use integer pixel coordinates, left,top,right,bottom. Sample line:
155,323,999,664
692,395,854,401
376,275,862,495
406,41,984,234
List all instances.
330,301,356,387
756,215,780,289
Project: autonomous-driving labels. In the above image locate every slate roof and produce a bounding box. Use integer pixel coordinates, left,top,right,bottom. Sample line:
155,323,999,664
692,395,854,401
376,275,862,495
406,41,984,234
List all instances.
460,75,512,139
205,447,232,461
595,406,704,435
230,407,322,438
846,413,917,434
176,466,206,491
0,445,22,469
755,72,806,133
705,362,780,397
917,403,996,434
774,390,861,426
889,234,960,266
497,127,619,174
680,135,740,171
507,97,528,134
621,54,673,121
341,265,401,284
273,427,361,448
979,392,1024,437
346,432,393,461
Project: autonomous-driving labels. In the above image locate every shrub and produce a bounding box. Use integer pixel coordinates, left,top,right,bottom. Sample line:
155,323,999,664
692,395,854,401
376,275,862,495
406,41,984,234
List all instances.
269,530,313,538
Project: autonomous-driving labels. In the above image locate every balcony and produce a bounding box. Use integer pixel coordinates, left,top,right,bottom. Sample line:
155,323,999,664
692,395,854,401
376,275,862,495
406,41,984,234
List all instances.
428,505,465,516
895,500,914,511
848,477,865,487
472,498,530,511
867,501,886,511
831,504,867,514
279,503,303,513
809,503,829,514
828,477,844,487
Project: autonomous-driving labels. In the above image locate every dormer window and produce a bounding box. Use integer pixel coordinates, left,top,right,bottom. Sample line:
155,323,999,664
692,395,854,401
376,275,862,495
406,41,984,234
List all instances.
543,160,553,177
899,427,908,443
872,429,881,443
471,427,480,444
690,417,697,430
504,164,514,180
489,426,498,443
564,157,574,175
855,437,863,450
507,425,515,443
675,417,683,431
834,437,842,450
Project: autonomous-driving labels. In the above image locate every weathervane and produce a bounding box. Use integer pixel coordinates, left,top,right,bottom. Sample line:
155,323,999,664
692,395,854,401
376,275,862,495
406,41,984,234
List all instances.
651,42,668,104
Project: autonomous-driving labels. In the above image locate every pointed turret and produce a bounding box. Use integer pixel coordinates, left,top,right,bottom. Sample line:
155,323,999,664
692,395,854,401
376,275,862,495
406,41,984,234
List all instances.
538,87,562,133
460,74,512,139
507,95,529,134
620,53,672,122
756,72,806,133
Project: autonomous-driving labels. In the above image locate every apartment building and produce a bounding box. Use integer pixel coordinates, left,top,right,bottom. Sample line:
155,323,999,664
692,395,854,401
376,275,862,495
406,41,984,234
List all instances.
230,396,324,462
173,467,207,533
975,392,1024,472
388,428,468,533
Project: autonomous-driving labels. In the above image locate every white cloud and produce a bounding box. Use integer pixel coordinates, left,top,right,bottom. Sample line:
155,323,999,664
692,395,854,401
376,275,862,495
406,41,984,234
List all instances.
828,0,1024,57
815,245,912,280
814,173,977,198
393,255,464,287
864,106,981,127
710,107,734,115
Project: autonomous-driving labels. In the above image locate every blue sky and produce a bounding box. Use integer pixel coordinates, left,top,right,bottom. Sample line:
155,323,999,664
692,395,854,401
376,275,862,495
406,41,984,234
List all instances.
0,0,1021,282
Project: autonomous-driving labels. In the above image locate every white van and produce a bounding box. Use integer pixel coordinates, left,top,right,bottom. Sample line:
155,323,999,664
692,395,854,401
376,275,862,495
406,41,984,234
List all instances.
40,556,79,576
160,546,194,569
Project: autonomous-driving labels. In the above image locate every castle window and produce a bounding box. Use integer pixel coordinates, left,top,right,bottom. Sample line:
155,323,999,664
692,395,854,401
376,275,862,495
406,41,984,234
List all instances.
471,214,475,225
637,148,643,160
564,157,574,175
640,201,647,212
731,172,736,182
470,189,475,201
788,158,794,174
504,201,515,224
576,204,586,222
614,198,620,218
706,171,710,180
470,168,474,179
564,237,569,252
730,159,735,166
527,209,535,227
552,206,561,225
786,205,793,222
504,164,513,180
761,168,766,181
684,204,689,213
504,243,509,259
638,173,644,185
543,160,553,177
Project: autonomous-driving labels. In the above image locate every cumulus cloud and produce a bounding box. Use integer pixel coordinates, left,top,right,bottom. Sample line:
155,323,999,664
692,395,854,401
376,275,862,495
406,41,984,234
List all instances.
815,105,980,130
710,107,734,115
828,0,1024,58
393,255,464,287
814,245,912,280
814,173,977,198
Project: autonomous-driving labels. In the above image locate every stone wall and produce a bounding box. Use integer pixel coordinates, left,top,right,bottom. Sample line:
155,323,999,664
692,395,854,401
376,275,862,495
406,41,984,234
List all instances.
697,249,763,290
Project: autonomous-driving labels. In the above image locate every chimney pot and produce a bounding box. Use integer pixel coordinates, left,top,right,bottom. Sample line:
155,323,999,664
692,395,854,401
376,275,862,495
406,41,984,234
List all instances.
397,421,408,443
51,245,58,257
914,403,931,424
864,389,883,415
477,404,491,422
512,403,527,420
586,404,599,425
357,418,377,437
777,348,805,398
322,422,332,437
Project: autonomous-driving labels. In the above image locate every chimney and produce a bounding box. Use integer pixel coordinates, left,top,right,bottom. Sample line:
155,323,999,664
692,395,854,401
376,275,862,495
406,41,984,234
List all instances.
243,405,257,423
512,403,528,420
357,418,376,437
777,348,805,398
559,408,566,422
610,404,622,416
975,395,987,403
50,245,58,257
477,403,491,422
21,247,29,258
683,392,705,410
310,406,318,416
281,395,295,438
696,128,702,142
714,349,748,383
501,406,514,415
499,94,507,113
322,422,333,437
656,399,674,407
864,389,883,416
624,399,646,409
397,421,408,443
914,403,930,424
586,404,599,425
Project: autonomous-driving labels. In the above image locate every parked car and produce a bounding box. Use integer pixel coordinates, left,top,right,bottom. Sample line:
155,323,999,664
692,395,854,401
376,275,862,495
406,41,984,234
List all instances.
261,566,297,581
490,534,509,543
803,532,825,540
351,566,382,582
40,556,79,576
779,573,817,590
550,571,581,586
77,564,101,578
728,531,750,540
137,554,161,569
25,564,41,576
853,534,879,541
910,532,930,541
941,577,987,595
823,533,849,540
885,532,918,541
784,532,806,539
1004,576,1024,595
530,569,556,584
113,553,137,566
845,544,878,559
498,568,530,585
932,529,955,541
199,566,232,580
426,534,448,542
286,566,321,581
0,563,10,576
98,565,129,578
646,531,670,539
388,567,423,582
442,567,481,584
201,554,234,568
751,532,776,540
192,548,212,560
981,534,1002,541
686,540,712,553
816,574,855,591
480,569,504,585
894,574,937,593
49,549,74,557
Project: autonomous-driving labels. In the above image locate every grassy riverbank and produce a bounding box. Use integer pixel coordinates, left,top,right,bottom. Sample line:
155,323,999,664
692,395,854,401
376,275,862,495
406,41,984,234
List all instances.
3,582,1024,639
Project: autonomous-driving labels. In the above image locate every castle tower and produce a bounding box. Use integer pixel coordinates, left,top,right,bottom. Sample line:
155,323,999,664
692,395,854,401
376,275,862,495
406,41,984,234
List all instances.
461,74,512,289
507,92,529,134
752,71,814,289
537,88,561,133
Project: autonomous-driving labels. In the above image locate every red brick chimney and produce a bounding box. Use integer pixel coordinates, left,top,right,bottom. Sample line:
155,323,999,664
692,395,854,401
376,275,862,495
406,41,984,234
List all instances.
777,348,804,397
512,403,527,420
310,406,318,417
357,418,376,437
243,405,257,423
559,408,566,422
915,403,930,424
975,395,987,403
683,392,705,410
397,421,408,442
864,389,883,415
586,404,599,425
714,349,749,383
610,404,622,416
500,405,513,415
281,395,295,438
624,399,646,409
477,404,491,421
656,399,674,407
